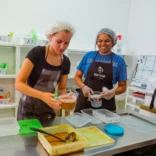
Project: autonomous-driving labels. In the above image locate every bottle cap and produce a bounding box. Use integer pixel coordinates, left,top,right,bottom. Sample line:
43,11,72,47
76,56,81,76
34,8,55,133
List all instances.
117,35,122,40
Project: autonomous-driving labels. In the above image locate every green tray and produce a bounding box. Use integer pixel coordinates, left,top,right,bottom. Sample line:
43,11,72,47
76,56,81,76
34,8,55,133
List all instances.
18,119,42,135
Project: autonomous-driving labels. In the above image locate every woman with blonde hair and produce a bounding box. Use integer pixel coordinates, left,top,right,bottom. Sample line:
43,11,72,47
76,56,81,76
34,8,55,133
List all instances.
16,21,75,122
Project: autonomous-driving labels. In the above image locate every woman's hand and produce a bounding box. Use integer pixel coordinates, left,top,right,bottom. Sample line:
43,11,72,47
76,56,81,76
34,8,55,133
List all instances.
40,92,61,110
82,85,94,97
100,88,115,100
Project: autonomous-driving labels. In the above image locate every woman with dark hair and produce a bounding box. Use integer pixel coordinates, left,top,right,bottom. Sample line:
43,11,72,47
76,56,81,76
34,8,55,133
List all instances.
74,28,127,112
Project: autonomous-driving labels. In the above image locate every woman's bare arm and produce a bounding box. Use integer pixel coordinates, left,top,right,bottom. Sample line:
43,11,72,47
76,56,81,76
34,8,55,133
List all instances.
115,81,127,95
15,58,43,99
58,74,68,95
74,70,85,88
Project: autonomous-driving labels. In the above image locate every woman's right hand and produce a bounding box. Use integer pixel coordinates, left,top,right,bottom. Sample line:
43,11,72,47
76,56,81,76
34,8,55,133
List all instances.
40,92,61,110
82,85,94,97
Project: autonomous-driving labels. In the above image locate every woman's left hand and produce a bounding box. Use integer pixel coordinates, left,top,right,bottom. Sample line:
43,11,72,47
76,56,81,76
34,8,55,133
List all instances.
100,88,115,100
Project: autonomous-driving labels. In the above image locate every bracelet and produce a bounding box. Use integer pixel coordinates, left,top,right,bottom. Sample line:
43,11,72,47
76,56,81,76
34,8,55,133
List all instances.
81,85,86,89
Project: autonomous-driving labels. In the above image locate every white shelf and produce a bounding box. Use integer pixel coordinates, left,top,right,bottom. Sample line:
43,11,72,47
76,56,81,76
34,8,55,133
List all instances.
68,48,89,52
125,86,146,110
128,86,146,93
19,45,35,48
126,102,140,109
127,95,145,102
67,49,133,56
114,52,132,56
0,102,17,109
67,49,88,54
0,74,16,78
0,43,15,47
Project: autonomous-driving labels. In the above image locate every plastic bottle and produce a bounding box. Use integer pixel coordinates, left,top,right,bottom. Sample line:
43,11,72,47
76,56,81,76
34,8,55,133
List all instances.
116,35,122,54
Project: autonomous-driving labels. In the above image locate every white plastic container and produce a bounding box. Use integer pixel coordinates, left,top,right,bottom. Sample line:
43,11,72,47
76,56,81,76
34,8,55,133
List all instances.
0,68,7,75
0,117,19,136
17,38,37,45
37,40,50,46
65,112,90,127
116,40,122,53
81,108,103,124
0,35,12,43
0,98,10,104
115,34,123,54
93,109,121,123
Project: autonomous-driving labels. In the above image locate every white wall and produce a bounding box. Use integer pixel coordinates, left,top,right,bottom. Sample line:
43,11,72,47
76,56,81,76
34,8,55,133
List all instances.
128,0,156,54
0,0,131,50
2,0,156,54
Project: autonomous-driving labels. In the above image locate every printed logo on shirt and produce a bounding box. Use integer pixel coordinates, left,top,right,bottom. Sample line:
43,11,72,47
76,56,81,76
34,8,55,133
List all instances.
94,73,106,79
94,66,105,79
98,66,103,74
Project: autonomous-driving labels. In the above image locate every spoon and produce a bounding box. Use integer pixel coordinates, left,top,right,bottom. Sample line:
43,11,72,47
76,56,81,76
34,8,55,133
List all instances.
30,127,76,143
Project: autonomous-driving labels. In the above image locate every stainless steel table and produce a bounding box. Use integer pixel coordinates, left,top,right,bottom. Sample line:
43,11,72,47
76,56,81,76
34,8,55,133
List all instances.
0,110,156,156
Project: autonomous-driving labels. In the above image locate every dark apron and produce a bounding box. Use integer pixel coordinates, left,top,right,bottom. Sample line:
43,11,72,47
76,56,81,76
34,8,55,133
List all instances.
75,52,116,112
17,53,63,123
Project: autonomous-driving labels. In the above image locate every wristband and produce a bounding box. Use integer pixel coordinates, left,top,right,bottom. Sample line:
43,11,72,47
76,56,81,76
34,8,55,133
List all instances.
81,85,86,89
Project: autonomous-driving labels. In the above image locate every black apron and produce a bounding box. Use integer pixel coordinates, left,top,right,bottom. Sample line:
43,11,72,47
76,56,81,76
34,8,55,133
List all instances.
17,48,63,123
75,52,116,112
